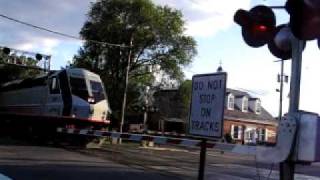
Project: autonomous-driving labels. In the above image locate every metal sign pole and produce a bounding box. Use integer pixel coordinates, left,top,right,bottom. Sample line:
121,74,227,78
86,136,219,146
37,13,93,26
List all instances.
279,37,304,180
198,138,207,180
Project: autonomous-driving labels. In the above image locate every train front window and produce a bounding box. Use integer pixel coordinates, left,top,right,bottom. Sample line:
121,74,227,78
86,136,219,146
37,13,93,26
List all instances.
90,81,105,103
69,77,89,101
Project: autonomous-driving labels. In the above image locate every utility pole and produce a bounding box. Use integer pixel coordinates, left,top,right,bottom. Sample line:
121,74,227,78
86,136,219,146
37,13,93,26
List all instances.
119,35,133,137
279,37,304,180
278,59,284,121
143,86,150,132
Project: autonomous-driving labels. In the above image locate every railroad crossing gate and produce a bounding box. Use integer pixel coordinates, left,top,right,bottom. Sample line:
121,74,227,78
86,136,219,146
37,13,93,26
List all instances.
189,72,227,138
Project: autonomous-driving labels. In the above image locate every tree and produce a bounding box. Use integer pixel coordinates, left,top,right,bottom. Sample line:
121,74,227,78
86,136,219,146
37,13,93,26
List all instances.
73,0,197,128
177,79,192,118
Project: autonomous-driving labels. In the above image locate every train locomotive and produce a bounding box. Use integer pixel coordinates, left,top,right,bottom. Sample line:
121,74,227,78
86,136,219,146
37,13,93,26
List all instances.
0,68,111,129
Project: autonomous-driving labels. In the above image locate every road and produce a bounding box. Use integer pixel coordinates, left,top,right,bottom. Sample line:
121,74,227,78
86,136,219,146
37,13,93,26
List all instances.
0,145,181,180
80,142,320,180
0,142,319,180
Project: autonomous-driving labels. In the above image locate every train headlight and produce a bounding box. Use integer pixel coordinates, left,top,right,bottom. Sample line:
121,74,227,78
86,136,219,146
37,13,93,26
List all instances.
88,97,95,104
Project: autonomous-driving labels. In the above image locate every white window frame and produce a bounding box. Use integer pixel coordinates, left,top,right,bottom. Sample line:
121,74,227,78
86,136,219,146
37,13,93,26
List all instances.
242,97,248,112
231,125,242,140
256,100,261,114
258,128,267,142
228,94,235,110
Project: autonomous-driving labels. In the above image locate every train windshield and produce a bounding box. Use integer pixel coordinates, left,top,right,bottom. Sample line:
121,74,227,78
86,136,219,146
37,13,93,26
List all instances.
90,81,105,102
69,77,89,101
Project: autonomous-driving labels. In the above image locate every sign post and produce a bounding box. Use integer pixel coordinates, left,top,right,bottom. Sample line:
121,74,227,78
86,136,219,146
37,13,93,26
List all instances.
198,138,207,180
189,72,227,180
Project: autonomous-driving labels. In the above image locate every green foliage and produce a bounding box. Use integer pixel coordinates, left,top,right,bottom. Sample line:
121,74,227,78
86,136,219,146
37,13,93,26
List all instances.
177,79,192,117
73,0,197,125
224,133,234,143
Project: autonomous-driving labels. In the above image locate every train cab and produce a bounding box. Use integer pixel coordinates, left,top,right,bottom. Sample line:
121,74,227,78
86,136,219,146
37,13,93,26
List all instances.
66,68,110,123
0,68,111,125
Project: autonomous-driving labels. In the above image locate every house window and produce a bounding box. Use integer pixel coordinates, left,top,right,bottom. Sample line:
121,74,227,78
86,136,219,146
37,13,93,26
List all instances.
256,100,261,114
231,125,242,139
245,130,254,140
228,95,234,110
258,128,267,142
242,97,248,112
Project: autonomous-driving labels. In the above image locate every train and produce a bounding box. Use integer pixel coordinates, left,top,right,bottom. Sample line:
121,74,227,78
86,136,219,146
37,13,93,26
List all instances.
0,68,111,128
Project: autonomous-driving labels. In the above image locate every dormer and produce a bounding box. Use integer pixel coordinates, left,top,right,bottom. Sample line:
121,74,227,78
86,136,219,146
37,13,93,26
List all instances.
235,95,249,112
226,93,235,110
249,98,261,114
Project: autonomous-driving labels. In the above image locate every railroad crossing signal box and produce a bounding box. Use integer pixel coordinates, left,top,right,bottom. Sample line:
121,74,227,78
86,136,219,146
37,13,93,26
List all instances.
294,111,320,162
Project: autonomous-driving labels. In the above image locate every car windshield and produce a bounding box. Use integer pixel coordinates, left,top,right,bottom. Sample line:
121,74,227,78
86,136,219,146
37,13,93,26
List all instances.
90,80,105,103
69,77,89,101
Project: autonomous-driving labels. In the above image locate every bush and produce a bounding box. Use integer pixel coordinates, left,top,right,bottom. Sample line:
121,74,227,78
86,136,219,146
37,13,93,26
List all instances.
224,133,234,143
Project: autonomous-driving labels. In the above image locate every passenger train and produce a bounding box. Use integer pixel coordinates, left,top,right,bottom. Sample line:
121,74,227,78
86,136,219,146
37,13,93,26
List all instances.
0,68,111,126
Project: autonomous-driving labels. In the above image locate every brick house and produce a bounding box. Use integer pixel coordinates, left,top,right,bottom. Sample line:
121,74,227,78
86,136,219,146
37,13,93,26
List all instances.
150,87,277,144
223,88,277,144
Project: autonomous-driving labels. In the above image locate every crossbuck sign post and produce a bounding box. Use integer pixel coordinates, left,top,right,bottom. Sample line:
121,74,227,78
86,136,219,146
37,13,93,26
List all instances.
189,72,227,180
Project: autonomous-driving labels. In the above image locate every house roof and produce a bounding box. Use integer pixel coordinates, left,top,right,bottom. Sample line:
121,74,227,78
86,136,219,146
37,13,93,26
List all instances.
224,108,274,122
226,88,275,123
227,88,250,97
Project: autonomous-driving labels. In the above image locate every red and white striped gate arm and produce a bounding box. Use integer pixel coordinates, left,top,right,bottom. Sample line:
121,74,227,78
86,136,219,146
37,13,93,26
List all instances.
57,128,257,155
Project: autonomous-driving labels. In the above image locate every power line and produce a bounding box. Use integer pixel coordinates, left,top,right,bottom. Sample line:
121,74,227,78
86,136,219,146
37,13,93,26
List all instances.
0,13,130,48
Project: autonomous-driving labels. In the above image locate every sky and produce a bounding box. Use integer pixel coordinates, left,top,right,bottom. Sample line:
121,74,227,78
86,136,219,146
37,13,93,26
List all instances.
0,0,320,116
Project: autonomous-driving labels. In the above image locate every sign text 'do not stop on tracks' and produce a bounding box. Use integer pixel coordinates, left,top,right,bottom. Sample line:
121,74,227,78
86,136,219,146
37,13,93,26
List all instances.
189,73,227,138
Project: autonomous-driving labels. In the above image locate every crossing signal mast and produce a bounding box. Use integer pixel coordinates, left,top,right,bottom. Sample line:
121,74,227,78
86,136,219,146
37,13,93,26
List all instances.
234,5,307,60
0,46,51,72
234,1,320,180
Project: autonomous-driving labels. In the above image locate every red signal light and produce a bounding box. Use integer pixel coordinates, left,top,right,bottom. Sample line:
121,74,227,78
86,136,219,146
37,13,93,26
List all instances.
257,25,268,32
234,5,276,48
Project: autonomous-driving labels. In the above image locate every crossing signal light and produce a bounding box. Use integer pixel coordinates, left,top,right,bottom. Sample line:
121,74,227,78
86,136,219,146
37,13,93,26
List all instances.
2,47,10,55
268,25,293,60
234,5,276,47
257,25,268,32
286,0,320,40
35,53,42,61
268,25,306,60
234,6,306,60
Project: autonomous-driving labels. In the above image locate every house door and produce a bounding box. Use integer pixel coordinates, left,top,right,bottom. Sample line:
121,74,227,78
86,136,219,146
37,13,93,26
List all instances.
244,126,257,144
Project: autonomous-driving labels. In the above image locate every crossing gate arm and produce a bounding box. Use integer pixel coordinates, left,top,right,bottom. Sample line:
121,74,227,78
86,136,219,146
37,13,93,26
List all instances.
57,112,320,164
57,127,258,156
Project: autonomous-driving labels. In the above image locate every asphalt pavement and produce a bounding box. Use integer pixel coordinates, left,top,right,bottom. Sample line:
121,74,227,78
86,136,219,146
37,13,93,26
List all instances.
0,142,319,180
0,145,182,180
